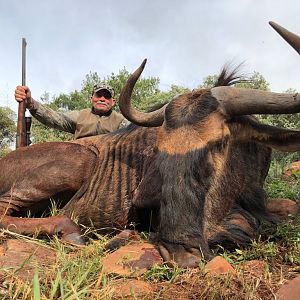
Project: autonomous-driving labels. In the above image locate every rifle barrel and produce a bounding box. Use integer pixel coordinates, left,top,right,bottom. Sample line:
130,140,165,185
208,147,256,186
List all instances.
16,38,27,149
22,38,27,85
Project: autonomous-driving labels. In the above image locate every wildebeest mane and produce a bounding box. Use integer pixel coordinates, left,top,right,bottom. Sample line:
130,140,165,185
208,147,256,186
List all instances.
214,63,246,87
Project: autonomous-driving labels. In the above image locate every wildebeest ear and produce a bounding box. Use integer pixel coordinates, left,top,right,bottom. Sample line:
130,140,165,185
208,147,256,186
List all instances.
229,115,300,152
269,21,300,54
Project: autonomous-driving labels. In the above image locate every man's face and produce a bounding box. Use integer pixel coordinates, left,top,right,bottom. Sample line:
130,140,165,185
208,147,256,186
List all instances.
91,90,116,113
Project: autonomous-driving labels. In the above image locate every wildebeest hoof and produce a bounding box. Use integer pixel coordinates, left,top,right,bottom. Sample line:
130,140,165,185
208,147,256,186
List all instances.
62,232,86,246
158,242,211,268
104,229,141,251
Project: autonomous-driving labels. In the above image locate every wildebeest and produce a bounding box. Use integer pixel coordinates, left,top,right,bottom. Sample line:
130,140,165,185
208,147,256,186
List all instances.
0,22,299,267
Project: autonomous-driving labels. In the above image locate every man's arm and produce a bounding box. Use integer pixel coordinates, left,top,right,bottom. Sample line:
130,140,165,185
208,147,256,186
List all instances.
29,100,78,133
15,85,78,134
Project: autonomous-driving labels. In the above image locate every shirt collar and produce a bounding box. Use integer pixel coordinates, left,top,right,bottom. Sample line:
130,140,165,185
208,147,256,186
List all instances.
91,107,113,117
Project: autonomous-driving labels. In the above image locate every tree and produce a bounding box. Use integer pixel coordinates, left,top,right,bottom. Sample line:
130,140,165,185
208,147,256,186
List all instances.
52,68,162,112
0,107,16,157
199,70,270,91
235,72,270,91
30,119,73,144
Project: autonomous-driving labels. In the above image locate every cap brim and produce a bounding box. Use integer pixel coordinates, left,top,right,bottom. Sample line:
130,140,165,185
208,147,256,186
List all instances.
94,88,113,97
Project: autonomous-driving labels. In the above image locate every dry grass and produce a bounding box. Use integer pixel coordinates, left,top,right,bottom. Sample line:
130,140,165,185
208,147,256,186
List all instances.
0,215,299,300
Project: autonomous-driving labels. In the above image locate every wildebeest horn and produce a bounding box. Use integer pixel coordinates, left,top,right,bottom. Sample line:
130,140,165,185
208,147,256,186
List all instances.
269,21,300,54
119,59,166,127
211,87,300,116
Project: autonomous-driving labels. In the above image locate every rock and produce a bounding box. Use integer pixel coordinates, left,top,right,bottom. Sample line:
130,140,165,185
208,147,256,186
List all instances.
109,279,154,299
0,239,57,281
102,242,163,276
283,161,300,177
277,275,300,300
205,256,235,275
267,198,300,217
240,260,266,277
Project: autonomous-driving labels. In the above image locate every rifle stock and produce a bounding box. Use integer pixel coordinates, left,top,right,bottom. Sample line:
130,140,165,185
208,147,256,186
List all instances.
16,38,27,149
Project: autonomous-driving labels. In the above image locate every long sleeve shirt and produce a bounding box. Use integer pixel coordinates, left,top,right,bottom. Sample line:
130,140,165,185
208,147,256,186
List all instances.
29,100,129,139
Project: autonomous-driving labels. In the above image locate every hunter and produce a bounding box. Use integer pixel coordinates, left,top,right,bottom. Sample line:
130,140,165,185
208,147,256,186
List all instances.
14,83,129,139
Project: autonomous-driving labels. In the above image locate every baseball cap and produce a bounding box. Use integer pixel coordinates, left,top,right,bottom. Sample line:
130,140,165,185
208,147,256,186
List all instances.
93,83,115,98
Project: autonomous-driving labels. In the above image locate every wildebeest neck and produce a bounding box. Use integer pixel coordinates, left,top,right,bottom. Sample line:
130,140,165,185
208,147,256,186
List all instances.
66,126,159,231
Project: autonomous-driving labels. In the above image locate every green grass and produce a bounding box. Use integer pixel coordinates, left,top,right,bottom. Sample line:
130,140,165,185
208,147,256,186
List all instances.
265,154,300,200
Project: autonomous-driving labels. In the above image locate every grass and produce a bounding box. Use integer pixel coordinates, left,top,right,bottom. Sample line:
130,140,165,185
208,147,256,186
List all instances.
1,218,299,299
0,158,299,299
265,153,300,200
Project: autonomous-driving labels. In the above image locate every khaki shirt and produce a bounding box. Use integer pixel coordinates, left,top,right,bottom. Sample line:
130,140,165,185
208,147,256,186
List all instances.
30,100,128,139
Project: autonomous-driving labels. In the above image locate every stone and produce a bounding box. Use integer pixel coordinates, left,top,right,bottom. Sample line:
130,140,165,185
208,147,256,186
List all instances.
205,256,235,275
0,239,57,281
240,260,266,277
283,161,300,177
109,279,154,298
277,275,300,300
267,198,300,217
102,242,163,276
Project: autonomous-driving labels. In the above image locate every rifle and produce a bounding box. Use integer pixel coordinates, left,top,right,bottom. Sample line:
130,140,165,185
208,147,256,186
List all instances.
16,38,31,148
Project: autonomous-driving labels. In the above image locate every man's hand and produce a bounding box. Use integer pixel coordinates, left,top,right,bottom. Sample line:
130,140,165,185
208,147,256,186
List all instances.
15,86,34,109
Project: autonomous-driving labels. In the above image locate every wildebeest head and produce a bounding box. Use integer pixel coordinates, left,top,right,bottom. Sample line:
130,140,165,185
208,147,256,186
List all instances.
118,22,300,267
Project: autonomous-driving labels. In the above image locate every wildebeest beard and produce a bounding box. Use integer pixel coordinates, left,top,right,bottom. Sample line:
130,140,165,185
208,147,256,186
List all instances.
156,137,229,250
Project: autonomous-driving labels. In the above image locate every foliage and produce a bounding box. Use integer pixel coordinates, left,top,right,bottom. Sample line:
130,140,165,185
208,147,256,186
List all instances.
222,217,300,265
52,68,162,112
0,107,16,157
265,177,300,200
30,118,73,144
143,264,184,283
235,71,270,90
199,70,270,91
140,84,191,111
264,157,300,200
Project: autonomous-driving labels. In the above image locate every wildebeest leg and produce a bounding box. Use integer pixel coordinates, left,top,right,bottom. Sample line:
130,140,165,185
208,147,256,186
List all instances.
0,163,88,244
0,142,97,244
207,211,257,251
0,215,84,244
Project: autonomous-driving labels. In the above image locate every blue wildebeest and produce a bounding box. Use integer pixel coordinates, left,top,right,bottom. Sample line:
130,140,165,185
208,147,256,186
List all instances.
0,22,299,267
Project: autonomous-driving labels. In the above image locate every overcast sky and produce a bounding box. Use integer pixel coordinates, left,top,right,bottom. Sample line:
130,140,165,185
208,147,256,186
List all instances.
0,0,299,113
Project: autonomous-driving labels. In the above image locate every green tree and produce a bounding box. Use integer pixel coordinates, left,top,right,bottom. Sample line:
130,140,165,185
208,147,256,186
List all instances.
52,68,162,112
235,72,270,91
0,107,16,157
143,85,191,111
199,71,270,91
31,119,73,144
199,74,219,89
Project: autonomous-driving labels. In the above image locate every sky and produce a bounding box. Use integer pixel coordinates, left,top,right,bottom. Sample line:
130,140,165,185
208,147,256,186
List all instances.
0,0,299,113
